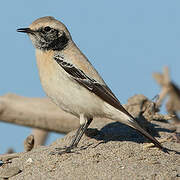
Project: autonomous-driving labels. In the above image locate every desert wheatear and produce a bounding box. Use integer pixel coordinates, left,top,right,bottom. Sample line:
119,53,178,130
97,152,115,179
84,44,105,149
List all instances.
17,16,163,154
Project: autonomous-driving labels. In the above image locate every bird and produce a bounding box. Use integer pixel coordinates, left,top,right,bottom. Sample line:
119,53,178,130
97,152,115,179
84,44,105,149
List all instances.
17,16,163,154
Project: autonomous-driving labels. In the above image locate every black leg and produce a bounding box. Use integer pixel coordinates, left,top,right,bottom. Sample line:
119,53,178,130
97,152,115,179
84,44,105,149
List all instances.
50,118,93,155
68,123,86,148
73,118,92,147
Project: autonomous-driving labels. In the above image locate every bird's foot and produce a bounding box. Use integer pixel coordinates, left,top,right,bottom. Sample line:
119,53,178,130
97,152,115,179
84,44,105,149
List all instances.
49,145,76,155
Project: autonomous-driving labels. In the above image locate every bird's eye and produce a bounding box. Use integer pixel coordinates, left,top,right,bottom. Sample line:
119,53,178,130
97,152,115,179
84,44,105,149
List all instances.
44,26,51,32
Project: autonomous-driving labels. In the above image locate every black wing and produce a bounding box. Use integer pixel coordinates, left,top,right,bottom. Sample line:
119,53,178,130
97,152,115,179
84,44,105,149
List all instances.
54,55,132,117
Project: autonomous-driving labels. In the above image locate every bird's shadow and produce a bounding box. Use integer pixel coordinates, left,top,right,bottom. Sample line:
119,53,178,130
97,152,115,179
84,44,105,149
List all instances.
85,119,180,154
86,120,170,143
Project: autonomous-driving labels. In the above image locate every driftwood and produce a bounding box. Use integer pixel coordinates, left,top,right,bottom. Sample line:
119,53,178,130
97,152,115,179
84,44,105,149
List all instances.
153,67,180,122
0,93,79,134
24,135,35,152
31,129,48,147
0,93,173,134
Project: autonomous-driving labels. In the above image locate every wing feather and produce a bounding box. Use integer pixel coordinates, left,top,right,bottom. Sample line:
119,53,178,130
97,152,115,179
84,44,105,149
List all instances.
54,55,132,117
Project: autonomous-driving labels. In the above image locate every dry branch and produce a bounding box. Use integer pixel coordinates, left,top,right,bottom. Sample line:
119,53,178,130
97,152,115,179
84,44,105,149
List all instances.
24,134,34,152
153,66,180,122
32,128,48,146
0,93,79,134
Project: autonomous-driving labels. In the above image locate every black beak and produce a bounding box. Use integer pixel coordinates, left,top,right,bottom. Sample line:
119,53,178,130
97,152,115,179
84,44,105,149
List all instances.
17,28,34,33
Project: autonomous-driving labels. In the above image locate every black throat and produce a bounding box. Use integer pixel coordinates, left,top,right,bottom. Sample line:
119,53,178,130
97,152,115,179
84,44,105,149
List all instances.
46,32,69,51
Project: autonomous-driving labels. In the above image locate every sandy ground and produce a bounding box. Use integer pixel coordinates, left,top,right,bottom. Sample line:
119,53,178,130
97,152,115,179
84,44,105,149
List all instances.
0,95,180,180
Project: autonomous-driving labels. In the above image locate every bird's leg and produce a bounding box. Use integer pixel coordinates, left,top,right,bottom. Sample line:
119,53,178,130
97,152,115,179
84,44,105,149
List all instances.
72,118,92,148
50,115,92,155
67,123,86,149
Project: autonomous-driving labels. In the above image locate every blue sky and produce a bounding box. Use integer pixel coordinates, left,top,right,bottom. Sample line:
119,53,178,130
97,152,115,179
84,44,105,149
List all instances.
0,0,180,153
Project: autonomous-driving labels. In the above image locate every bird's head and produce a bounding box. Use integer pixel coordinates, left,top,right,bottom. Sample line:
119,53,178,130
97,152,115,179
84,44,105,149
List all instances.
17,16,72,51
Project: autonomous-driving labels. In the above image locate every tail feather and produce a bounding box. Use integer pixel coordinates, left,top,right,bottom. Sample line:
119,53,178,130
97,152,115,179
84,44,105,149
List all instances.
105,101,164,150
127,118,163,150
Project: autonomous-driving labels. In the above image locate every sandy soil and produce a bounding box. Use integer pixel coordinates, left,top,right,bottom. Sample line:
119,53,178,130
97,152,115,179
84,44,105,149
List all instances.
0,95,180,180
